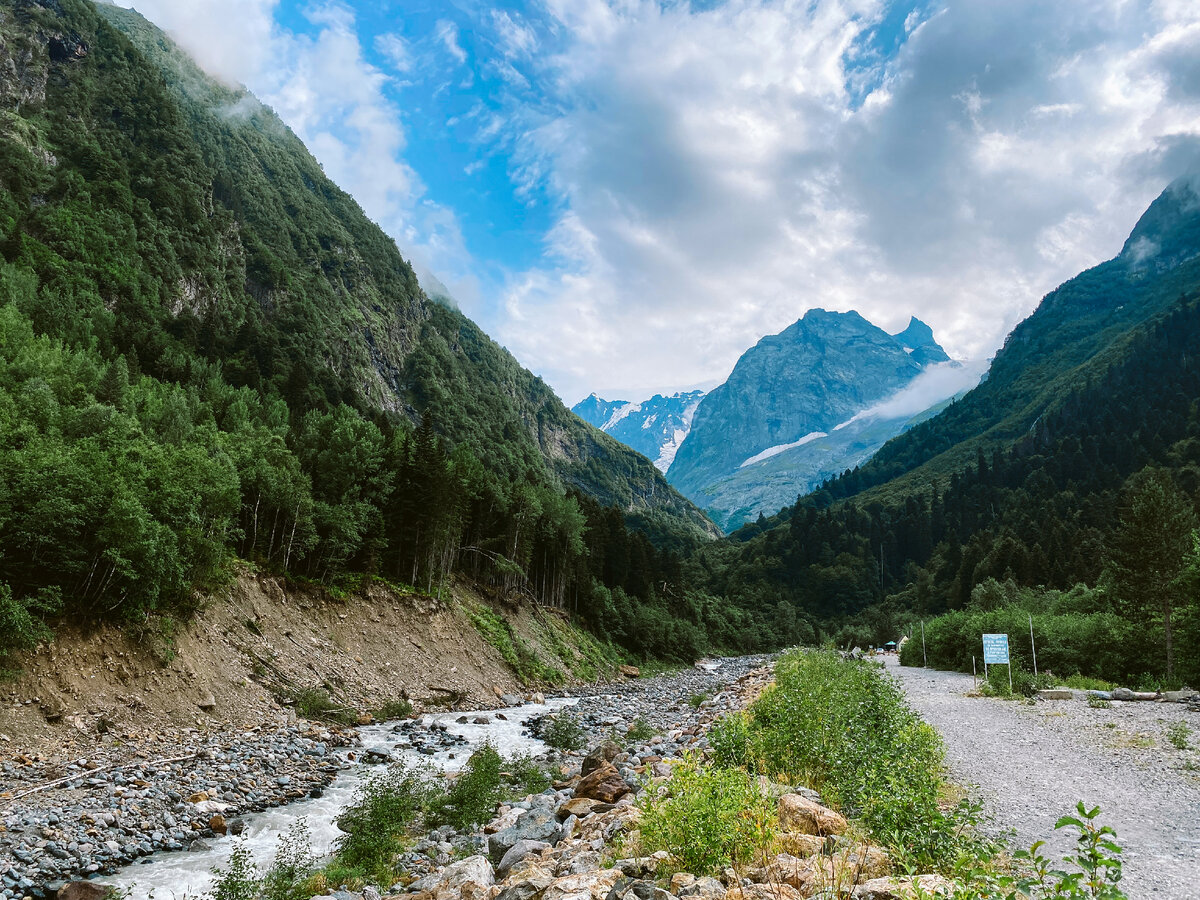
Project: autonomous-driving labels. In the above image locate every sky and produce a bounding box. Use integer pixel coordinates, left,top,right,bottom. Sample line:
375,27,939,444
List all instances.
114,0,1200,405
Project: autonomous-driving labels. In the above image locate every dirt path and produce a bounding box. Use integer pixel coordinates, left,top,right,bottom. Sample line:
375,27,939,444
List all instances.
885,657,1200,899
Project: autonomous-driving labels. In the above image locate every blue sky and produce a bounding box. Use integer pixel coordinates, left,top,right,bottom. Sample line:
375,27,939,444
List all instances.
118,0,1200,404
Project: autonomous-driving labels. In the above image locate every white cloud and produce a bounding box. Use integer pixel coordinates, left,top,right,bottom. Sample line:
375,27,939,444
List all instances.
436,20,468,64
474,0,1200,404
112,0,477,314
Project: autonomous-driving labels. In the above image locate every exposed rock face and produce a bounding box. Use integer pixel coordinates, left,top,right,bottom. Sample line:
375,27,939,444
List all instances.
573,391,707,473
665,309,957,529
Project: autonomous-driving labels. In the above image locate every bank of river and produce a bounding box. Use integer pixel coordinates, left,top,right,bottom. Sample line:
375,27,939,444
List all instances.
1,656,771,900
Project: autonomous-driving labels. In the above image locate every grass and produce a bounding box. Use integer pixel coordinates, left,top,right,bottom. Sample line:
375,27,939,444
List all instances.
371,699,414,721
289,687,357,726
626,715,657,743
688,692,709,709
1166,721,1192,750
636,752,777,876
466,603,563,685
1060,674,1117,691
1088,696,1113,709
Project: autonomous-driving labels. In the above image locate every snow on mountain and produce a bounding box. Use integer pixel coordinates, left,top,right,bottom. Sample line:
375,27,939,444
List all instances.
573,390,707,472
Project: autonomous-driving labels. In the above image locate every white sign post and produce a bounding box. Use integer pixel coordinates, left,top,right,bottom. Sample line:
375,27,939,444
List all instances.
982,633,1012,693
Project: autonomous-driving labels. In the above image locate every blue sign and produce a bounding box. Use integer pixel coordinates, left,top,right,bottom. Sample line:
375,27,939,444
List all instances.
982,633,1010,665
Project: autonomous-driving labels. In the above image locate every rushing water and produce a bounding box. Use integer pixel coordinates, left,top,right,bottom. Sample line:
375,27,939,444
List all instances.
97,698,578,900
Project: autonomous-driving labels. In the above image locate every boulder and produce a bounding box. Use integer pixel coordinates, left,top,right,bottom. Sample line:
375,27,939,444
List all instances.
852,874,954,899
725,886,803,900
619,665,641,678
497,869,556,900
779,832,826,857
582,740,624,777
58,883,112,900
677,876,727,898
777,793,847,835
489,809,563,864
197,692,217,711
1111,688,1137,701
208,814,227,836
498,839,550,877
1162,689,1199,702
558,797,604,819
837,845,890,880
605,877,671,900
542,868,622,900
433,854,495,900
575,761,632,803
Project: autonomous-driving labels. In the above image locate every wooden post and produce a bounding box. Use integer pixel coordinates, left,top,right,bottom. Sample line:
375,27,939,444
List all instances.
1029,612,1038,678
921,620,927,668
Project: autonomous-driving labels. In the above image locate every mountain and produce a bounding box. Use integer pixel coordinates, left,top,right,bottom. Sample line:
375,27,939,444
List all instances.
0,0,723,669
695,174,1200,674
572,390,706,473
664,309,961,529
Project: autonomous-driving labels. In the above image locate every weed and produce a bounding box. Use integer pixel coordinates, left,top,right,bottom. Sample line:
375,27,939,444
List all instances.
333,762,427,883
505,753,553,796
372,699,414,721
637,751,776,876
688,692,709,710
467,604,561,685
289,687,357,726
1166,720,1192,750
261,820,317,900
1087,696,1112,709
542,710,586,751
426,743,505,829
207,842,260,900
627,715,657,743
1060,674,1116,692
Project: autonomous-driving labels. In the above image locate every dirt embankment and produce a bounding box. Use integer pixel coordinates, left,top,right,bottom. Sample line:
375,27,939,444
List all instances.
0,571,610,764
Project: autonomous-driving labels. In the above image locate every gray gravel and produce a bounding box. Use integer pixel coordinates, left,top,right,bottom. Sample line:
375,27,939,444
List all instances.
885,657,1200,900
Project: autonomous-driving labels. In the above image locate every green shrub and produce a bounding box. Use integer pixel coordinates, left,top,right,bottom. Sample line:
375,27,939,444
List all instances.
207,842,260,900
688,692,708,709
290,687,357,726
333,763,427,882
1166,721,1191,750
506,753,553,796
543,711,586,751
637,752,776,875
981,665,1055,698
709,711,756,770
372,699,414,721
1088,695,1112,709
728,649,979,870
261,820,318,900
426,743,504,829
626,715,656,743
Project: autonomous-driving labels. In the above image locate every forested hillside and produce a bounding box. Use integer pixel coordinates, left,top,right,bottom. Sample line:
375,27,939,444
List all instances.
0,0,734,667
697,178,1200,685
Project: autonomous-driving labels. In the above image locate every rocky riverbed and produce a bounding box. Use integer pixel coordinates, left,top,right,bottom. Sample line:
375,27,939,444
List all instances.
1,656,776,900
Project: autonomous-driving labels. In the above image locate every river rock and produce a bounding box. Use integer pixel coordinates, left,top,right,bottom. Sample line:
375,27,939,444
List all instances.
489,810,563,864
433,854,494,899
498,839,550,877
1037,689,1074,701
582,741,623,777
677,876,726,898
777,793,847,835
497,865,555,900
778,832,826,857
208,814,227,836
58,882,111,900
542,868,622,900
575,761,632,803
558,797,604,819
852,874,954,899
726,886,803,900
619,666,641,679
1111,688,1137,701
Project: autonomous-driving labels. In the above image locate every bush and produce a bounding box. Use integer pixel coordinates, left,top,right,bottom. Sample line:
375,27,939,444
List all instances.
261,820,318,900
724,649,979,870
426,743,504,829
543,711,586,751
506,753,553,796
208,842,260,900
637,752,776,875
333,763,427,882
626,715,656,743
290,687,357,725
1166,721,1191,750
372,699,414,721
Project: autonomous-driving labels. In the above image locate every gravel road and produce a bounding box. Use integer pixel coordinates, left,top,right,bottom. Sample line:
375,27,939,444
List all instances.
886,657,1200,900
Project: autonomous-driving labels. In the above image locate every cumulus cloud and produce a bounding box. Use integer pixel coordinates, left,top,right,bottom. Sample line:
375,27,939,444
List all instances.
472,0,1200,403
112,0,475,310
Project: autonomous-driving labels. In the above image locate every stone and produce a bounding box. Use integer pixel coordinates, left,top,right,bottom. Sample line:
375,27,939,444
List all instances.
1111,688,1137,701
777,793,847,836
582,741,623,777
836,845,890,880
677,877,727,899
542,868,622,900
432,854,494,900
558,797,603,820
497,871,556,900
575,761,632,804
197,693,216,711
1162,690,1198,702
489,810,563,864
725,886,803,900
852,874,954,899
57,882,111,900
619,666,641,679
1037,689,1074,700
498,839,550,877
779,832,826,857
208,815,227,836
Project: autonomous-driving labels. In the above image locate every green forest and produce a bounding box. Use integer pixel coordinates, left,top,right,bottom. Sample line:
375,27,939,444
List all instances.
3,0,1200,688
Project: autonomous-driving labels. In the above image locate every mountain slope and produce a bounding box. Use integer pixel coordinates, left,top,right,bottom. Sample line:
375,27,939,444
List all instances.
695,175,1200,646
663,309,959,528
0,0,724,669
572,390,706,473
